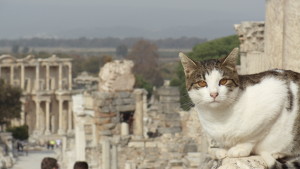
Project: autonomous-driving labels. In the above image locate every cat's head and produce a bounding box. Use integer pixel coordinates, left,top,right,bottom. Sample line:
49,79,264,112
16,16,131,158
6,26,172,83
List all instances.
179,48,240,109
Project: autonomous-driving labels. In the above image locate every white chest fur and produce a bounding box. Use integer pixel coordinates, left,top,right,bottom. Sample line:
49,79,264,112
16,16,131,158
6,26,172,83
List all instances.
194,77,296,150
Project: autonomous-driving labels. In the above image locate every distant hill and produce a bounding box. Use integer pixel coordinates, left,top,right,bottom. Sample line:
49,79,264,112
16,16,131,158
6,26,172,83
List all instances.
0,37,206,49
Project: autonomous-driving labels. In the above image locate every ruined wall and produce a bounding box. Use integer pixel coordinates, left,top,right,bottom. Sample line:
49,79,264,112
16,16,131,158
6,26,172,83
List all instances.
234,22,265,74
237,0,300,74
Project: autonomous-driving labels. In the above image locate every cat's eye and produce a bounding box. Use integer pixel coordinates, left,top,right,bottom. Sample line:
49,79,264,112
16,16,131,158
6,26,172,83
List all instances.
219,79,228,85
197,80,207,87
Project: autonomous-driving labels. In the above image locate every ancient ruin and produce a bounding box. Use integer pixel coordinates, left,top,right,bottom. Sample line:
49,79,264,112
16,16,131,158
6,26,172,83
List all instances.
0,54,73,137
0,0,299,169
236,0,300,74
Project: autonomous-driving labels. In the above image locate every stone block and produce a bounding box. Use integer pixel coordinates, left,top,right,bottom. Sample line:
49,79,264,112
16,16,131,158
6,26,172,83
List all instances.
98,60,135,92
158,126,182,134
183,143,198,153
111,117,119,124
92,92,114,100
165,121,181,127
95,99,106,107
161,103,180,113
187,152,202,158
97,117,111,124
128,141,145,148
117,105,135,111
160,96,180,102
183,157,201,168
99,130,112,136
100,106,110,113
145,142,157,148
122,98,135,105
157,87,180,96
102,123,116,130
114,98,123,105
97,112,116,118
165,113,180,120
118,91,131,98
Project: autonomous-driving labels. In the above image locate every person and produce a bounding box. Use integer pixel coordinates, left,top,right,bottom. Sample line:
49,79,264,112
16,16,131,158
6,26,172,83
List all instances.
73,161,88,169
49,140,55,149
41,157,59,169
17,141,23,152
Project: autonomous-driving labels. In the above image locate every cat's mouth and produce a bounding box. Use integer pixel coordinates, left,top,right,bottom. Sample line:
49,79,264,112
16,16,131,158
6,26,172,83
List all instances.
210,100,220,103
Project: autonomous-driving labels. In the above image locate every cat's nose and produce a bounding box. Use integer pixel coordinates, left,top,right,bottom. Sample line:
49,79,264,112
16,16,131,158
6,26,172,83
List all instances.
210,92,219,99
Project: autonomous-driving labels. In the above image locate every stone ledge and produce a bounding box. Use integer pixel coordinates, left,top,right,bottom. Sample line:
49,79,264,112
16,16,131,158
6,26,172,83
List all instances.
219,156,267,169
198,155,268,169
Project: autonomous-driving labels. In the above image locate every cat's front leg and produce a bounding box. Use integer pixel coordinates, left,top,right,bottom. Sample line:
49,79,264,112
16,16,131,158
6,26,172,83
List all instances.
227,143,254,158
209,147,228,159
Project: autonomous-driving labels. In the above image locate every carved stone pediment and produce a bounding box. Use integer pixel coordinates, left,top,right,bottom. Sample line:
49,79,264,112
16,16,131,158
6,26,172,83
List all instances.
0,55,17,64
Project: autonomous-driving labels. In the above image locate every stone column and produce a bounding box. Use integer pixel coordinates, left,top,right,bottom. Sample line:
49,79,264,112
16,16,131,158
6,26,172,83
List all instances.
264,0,285,70
102,139,111,169
35,100,41,134
75,119,86,161
121,122,129,136
21,65,25,89
45,100,51,135
10,65,14,85
35,63,40,91
58,98,64,135
20,100,25,125
46,65,50,90
68,63,72,90
282,0,300,72
133,89,144,138
67,101,73,133
125,163,131,169
58,64,62,90
112,145,118,169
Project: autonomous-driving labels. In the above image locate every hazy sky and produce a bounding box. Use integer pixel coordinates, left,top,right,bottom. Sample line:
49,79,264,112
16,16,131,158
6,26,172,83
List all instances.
0,0,265,39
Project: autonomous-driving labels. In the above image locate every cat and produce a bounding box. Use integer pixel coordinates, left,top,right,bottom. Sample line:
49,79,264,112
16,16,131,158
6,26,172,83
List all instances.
179,48,300,169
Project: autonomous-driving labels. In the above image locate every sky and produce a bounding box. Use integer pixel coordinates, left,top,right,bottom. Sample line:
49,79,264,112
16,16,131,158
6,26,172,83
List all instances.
0,0,265,40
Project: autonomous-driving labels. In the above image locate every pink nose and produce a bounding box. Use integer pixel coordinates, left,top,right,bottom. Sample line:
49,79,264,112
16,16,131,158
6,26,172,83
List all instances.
210,92,219,99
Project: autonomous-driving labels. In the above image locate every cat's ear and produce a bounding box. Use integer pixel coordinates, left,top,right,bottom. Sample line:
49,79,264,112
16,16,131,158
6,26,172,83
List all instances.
179,52,197,77
221,48,239,71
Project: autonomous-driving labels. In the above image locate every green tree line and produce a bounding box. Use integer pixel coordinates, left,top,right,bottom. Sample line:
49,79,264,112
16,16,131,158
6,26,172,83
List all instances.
0,37,206,49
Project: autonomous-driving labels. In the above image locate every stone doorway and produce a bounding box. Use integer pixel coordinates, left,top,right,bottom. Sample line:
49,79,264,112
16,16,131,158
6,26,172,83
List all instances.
120,111,134,134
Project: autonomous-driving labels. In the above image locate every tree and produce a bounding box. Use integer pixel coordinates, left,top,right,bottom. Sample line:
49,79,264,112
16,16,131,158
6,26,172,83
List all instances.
7,125,29,140
0,79,22,125
127,40,163,86
22,46,30,54
171,35,240,110
116,45,128,58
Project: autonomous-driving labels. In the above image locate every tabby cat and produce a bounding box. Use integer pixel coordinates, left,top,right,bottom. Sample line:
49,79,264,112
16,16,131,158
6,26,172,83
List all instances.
179,48,300,169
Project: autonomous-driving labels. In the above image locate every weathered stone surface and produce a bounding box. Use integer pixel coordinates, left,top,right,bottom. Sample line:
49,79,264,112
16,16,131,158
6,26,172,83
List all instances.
98,60,135,92
165,113,180,120
183,143,198,153
102,123,116,130
219,156,267,169
234,22,265,53
99,130,113,136
158,126,182,134
128,141,145,148
119,91,132,98
117,105,135,112
160,96,180,102
122,98,135,105
157,87,180,96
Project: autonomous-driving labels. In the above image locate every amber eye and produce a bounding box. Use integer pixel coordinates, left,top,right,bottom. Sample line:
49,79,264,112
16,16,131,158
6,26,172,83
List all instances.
219,79,228,85
197,80,207,87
